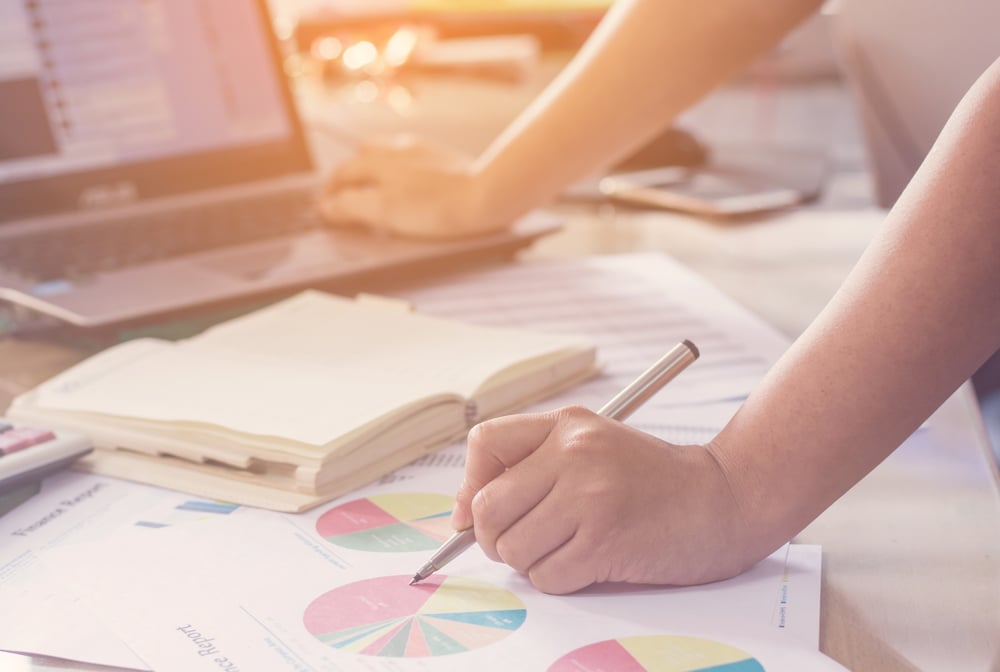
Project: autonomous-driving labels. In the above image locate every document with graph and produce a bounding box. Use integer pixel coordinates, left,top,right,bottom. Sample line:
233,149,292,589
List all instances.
40,470,837,672
397,252,792,443
21,252,817,669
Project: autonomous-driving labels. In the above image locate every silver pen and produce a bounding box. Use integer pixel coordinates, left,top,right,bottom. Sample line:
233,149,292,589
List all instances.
409,339,700,585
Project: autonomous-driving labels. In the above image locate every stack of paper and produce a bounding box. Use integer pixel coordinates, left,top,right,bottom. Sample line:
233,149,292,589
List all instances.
0,254,850,670
9,291,597,511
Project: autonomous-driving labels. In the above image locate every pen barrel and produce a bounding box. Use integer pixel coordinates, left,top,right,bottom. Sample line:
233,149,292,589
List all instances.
597,340,699,421
421,528,477,576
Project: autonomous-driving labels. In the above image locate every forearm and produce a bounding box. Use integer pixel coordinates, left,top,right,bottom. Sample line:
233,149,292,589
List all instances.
713,59,1000,555
472,0,821,224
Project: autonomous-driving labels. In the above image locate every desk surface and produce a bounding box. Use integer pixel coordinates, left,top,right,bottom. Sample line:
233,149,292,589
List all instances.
2,64,999,672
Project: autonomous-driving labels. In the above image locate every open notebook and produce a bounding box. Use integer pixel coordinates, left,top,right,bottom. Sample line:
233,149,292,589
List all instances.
7,291,596,511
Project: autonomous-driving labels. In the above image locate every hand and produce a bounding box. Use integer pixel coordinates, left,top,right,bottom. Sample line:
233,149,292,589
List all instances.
451,406,760,594
317,135,508,240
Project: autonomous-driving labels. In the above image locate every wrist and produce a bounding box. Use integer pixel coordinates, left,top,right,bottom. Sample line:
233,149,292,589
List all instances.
701,438,787,565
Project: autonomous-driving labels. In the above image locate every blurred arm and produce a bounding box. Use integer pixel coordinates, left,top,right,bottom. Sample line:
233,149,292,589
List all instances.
473,0,823,224
320,0,820,237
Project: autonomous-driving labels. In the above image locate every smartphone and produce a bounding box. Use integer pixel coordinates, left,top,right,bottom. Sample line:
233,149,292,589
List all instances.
599,147,828,217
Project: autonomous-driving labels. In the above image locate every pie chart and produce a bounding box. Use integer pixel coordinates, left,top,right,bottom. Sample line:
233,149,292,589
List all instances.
304,575,526,658
315,492,454,552
548,635,766,672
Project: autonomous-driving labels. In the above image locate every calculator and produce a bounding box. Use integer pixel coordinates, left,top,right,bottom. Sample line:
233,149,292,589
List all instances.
0,418,92,495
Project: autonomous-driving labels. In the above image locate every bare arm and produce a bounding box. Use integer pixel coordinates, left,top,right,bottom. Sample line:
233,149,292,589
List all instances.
451,58,1000,594
713,56,1000,557
321,0,821,237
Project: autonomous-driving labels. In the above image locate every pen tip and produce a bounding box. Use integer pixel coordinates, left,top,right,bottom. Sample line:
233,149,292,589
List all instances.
409,575,421,586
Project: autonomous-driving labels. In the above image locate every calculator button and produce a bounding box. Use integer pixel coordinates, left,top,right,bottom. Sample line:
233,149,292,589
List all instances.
0,428,56,455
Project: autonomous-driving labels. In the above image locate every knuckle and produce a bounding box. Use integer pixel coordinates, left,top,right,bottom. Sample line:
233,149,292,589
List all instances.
560,425,607,458
527,565,573,595
453,478,476,500
470,488,496,528
548,407,608,454
494,537,526,572
465,420,492,448
555,405,593,422
466,418,506,450
452,480,477,511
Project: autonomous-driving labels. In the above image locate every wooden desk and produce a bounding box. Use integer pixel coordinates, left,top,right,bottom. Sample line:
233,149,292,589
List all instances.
2,70,999,672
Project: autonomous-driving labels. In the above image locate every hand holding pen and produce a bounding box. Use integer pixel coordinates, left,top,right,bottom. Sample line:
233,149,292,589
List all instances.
409,340,757,594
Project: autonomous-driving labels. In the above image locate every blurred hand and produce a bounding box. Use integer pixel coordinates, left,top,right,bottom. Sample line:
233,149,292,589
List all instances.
318,135,509,240
451,406,760,594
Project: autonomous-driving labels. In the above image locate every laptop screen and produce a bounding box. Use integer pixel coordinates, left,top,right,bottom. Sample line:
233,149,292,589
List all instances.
0,0,312,223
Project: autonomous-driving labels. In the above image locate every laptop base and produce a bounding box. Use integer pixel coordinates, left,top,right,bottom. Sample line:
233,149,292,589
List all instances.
0,215,558,330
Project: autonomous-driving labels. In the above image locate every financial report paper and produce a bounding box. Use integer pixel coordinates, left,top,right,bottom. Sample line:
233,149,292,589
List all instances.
4,252,823,669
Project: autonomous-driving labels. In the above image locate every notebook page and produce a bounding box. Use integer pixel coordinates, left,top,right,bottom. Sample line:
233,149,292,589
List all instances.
23,292,591,446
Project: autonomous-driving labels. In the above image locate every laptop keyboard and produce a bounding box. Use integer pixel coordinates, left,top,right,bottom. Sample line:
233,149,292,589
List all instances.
0,191,320,283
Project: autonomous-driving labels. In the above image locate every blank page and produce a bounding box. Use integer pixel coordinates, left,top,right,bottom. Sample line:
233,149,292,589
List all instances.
25,292,591,446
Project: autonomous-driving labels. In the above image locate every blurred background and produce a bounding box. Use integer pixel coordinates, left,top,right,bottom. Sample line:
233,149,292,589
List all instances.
264,0,859,205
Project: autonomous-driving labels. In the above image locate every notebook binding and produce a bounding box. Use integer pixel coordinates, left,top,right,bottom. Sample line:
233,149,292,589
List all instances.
464,401,479,428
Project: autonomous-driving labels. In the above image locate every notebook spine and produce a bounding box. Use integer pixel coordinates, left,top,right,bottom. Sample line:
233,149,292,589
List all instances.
464,400,479,428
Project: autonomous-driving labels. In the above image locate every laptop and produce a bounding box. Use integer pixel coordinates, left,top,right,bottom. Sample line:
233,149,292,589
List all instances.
0,0,555,328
